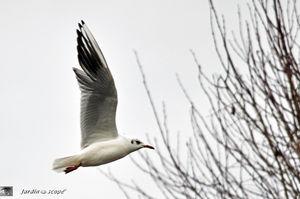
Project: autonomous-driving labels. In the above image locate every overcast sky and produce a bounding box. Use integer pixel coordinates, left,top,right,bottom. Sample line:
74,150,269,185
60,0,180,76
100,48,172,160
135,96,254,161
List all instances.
0,0,239,198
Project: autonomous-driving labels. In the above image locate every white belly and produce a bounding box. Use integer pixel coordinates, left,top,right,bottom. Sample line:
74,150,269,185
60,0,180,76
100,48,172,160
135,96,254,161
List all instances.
78,139,130,167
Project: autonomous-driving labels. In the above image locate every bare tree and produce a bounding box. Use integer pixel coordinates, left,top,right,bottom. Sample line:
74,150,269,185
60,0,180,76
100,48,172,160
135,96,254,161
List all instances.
103,0,300,198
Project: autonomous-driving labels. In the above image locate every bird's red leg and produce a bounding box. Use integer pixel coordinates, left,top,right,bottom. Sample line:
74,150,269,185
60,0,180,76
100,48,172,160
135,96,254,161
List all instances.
64,163,81,174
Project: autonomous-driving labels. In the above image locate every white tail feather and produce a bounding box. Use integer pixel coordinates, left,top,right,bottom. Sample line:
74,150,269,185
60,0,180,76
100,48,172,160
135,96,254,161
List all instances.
52,155,80,173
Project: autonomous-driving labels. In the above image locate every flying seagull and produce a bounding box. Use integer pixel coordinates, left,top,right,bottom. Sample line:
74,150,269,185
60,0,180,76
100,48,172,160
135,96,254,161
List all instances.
53,21,154,174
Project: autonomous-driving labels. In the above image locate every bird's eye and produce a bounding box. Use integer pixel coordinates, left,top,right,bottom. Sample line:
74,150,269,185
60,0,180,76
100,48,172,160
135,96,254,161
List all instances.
136,140,141,145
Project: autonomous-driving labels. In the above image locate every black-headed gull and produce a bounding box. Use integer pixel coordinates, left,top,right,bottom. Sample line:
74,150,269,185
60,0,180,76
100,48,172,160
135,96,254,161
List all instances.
53,21,154,174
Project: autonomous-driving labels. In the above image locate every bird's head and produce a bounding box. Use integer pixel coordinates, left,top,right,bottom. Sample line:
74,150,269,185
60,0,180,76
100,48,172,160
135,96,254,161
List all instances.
128,139,155,152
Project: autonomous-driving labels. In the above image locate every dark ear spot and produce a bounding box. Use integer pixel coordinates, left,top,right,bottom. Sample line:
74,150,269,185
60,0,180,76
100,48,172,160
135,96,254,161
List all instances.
131,140,134,144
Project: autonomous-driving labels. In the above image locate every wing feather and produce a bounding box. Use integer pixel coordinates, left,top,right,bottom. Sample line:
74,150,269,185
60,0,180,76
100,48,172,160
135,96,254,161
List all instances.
74,21,118,149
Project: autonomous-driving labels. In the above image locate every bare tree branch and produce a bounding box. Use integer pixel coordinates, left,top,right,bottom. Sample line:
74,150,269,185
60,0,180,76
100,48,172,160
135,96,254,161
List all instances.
105,1,300,198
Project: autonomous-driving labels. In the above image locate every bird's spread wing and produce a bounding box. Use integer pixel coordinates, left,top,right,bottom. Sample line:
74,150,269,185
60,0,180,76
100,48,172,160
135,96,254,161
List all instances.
74,21,118,149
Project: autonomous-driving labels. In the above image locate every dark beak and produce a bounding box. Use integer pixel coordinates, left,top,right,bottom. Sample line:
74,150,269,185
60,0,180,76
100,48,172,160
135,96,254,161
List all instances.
143,144,155,150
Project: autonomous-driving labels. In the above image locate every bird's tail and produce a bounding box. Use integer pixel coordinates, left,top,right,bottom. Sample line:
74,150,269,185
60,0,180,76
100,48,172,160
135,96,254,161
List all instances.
52,155,80,173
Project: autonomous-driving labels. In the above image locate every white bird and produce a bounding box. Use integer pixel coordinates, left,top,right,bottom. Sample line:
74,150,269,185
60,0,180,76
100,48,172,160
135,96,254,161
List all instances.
53,21,154,174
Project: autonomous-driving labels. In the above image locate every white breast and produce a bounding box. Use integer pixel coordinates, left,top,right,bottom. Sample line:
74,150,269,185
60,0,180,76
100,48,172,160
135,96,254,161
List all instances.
78,136,130,167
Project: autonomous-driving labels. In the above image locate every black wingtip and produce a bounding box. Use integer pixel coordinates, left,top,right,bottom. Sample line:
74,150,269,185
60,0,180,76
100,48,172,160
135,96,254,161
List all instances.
78,20,85,29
